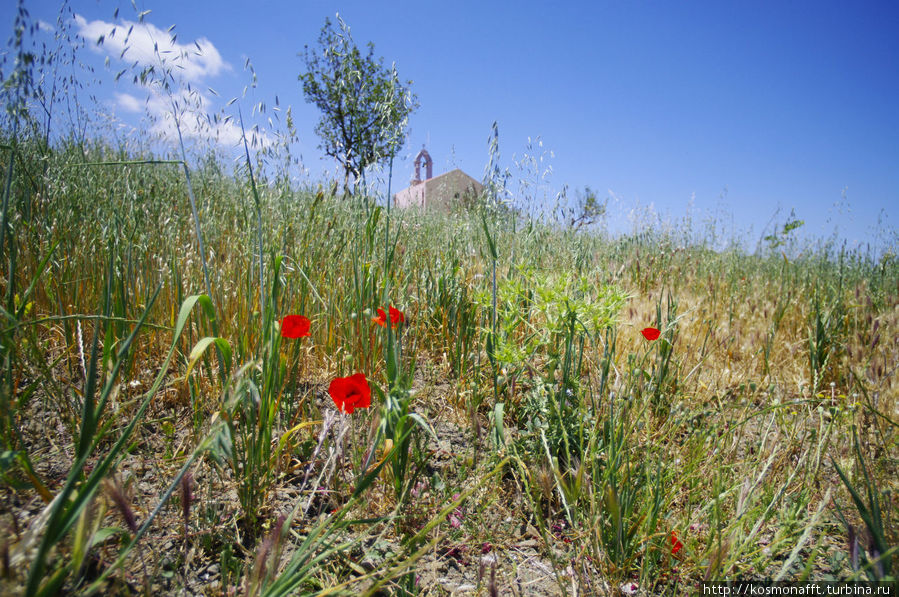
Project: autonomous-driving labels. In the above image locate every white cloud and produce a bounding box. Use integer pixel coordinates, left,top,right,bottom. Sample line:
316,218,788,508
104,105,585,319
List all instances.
74,14,229,84
115,92,142,113
37,20,55,33
114,89,272,150
77,14,274,150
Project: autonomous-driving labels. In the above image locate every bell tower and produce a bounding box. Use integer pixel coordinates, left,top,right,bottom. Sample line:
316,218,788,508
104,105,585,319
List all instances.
412,146,433,185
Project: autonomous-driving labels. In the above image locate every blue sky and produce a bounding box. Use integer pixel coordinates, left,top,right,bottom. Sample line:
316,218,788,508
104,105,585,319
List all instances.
5,1,898,253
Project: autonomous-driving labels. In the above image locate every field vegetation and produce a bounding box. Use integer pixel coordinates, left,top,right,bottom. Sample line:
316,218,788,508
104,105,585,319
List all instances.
1,3,896,595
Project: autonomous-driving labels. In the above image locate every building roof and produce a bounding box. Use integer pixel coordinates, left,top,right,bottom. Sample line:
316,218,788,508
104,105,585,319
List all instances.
394,168,483,210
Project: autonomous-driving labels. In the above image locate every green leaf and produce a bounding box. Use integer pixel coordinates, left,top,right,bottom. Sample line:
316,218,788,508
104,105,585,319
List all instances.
406,412,438,443
481,212,497,261
186,336,232,379
491,402,505,450
89,527,125,548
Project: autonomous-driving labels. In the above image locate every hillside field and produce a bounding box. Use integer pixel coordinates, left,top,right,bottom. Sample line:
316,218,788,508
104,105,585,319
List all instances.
0,134,896,595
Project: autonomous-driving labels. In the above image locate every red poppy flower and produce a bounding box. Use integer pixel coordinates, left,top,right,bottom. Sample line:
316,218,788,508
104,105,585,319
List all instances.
372,307,387,327
670,530,683,555
641,327,661,341
389,305,405,325
328,373,371,414
281,315,311,338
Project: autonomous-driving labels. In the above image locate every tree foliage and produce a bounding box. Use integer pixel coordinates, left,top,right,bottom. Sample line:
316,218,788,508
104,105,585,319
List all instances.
569,186,607,231
299,15,417,192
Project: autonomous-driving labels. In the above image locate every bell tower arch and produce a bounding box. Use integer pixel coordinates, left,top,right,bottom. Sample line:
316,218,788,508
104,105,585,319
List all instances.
412,147,433,184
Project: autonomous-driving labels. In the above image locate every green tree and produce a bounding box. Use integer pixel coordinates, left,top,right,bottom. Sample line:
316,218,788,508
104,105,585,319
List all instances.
569,186,607,231
300,15,417,193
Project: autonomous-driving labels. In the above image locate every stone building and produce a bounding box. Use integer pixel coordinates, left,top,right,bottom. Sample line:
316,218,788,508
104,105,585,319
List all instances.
393,148,483,209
